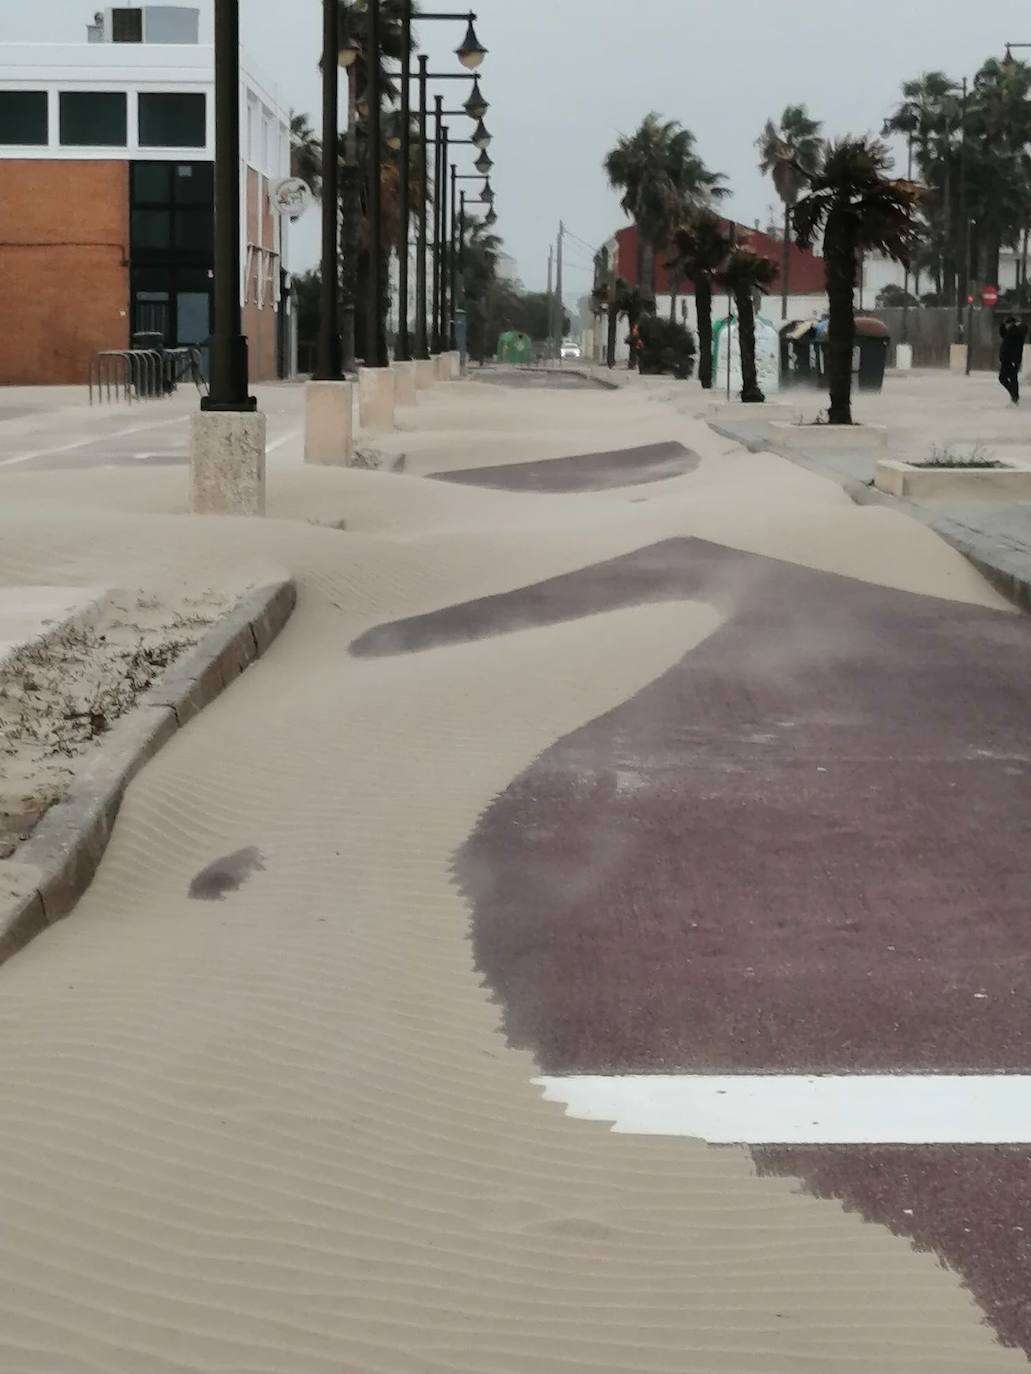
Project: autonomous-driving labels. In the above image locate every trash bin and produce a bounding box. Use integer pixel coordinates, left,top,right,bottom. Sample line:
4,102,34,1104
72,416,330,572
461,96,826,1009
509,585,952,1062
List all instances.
780,320,819,387
855,316,889,391
496,330,532,364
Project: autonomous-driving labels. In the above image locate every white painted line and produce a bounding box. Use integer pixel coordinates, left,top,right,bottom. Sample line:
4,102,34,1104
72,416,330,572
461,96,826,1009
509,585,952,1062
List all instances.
0,414,189,468
533,1074,1031,1144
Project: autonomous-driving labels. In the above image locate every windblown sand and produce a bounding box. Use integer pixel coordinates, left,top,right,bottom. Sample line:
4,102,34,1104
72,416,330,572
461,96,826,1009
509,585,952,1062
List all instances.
0,378,1020,1372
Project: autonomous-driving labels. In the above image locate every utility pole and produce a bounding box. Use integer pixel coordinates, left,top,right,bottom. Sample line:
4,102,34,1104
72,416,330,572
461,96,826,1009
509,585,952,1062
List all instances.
546,244,554,356
957,75,969,341
554,220,565,360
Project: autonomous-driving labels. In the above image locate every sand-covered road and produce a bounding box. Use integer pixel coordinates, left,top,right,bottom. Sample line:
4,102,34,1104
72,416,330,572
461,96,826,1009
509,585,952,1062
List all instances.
0,373,1026,1372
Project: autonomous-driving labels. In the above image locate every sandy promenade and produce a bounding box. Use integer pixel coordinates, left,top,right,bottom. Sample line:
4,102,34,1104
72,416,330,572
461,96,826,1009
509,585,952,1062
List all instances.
0,374,1022,1372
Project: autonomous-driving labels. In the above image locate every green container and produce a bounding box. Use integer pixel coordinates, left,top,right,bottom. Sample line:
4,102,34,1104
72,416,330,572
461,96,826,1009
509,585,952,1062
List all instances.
496,330,532,364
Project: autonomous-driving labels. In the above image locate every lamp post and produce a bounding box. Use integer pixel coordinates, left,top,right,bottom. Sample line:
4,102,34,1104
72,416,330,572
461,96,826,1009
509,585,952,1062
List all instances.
365,0,386,367
204,0,253,410
432,96,444,352
314,0,342,381
450,163,458,347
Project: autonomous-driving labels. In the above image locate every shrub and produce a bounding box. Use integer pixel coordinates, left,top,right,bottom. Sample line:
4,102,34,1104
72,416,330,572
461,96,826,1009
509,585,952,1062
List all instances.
635,314,697,378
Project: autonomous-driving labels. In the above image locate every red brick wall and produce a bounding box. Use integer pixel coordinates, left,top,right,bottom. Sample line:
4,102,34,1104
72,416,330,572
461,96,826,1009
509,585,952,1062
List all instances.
0,161,129,385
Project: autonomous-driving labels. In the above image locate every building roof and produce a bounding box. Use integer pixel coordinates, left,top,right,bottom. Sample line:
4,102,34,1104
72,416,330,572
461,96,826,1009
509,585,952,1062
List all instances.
614,222,826,295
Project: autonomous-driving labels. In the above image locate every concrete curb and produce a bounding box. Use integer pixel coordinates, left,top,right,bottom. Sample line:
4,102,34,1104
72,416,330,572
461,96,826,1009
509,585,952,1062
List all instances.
706,415,1031,617
843,480,1031,615
0,578,297,965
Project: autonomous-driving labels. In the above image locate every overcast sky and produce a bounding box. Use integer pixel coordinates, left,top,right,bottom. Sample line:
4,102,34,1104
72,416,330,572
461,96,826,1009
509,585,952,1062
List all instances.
13,0,1031,301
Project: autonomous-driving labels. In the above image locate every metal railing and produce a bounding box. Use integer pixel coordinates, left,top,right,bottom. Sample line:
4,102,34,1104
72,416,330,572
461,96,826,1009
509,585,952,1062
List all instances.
88,346,208,405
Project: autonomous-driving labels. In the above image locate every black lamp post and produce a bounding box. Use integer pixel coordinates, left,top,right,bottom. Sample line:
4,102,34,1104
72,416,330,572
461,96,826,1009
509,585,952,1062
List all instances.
449,163,458,347
365,0,386,367
313,0,342,382
203,0,254,411
431,97,443,351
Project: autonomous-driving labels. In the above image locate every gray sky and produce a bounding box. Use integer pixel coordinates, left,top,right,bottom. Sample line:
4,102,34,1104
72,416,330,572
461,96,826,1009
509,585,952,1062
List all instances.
13,0,1031,301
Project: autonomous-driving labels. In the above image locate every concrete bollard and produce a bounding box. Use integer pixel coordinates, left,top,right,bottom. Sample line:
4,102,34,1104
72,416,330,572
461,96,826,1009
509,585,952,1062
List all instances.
391,359,417,406
304,379,353,465
190,409,267,516
949,343,967,373
448,350,461,380
414,357,437,389
434,352,449,381
895,343,913,371
358,366,395,431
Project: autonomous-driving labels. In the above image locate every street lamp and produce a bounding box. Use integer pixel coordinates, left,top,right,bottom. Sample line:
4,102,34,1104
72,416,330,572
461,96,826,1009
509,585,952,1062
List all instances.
474,148,492,174
472,117,491,149
203,0,253,410
314,0,341,382
364,0,386,368
484,206,497,226
455,14,487,68
395,7,486,362
464,75,488,120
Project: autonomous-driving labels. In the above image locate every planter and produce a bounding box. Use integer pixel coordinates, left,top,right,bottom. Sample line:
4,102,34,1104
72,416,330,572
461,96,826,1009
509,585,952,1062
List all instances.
875,458,1031,499
767,421,888,450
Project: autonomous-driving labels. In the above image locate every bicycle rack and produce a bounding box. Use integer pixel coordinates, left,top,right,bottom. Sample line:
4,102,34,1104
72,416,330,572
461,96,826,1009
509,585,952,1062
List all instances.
88,347,207,404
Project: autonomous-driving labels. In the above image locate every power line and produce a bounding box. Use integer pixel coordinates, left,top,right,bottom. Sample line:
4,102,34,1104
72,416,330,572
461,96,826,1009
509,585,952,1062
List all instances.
561,225,599,254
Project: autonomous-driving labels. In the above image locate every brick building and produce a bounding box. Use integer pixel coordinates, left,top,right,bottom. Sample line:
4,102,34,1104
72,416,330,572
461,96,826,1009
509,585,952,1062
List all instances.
0,5,296,386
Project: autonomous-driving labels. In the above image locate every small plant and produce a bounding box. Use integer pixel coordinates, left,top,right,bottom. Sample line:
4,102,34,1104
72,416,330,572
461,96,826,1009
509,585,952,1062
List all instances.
915,442,1002,470
635,314,697,379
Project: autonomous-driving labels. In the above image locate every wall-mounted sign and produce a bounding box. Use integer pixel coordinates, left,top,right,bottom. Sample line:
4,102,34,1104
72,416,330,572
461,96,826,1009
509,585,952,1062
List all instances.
271,177,314,220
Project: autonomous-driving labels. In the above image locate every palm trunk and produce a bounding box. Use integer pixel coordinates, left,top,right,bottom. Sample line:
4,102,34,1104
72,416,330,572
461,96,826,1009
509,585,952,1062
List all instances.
606,302,617,368
696,274,713,389
1022,227,1030,305
825,221,855,425
734,286,764,402
669,286,678,323
781,202,791,320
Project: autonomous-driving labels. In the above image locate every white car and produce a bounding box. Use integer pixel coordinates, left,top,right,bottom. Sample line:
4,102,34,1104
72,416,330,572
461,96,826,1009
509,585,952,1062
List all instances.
560,340,582,360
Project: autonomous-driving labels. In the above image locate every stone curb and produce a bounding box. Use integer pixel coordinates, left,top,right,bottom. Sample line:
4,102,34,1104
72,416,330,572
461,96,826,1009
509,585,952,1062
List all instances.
707,415,1031,617
842,480,1031,615
0,578,297,965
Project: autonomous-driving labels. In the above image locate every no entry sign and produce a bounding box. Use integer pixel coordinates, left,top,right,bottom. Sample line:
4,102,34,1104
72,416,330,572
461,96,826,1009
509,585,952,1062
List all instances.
982,285,1000,306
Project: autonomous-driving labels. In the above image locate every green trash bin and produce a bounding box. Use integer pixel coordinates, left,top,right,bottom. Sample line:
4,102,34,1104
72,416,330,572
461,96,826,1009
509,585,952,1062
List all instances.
496,330,532,364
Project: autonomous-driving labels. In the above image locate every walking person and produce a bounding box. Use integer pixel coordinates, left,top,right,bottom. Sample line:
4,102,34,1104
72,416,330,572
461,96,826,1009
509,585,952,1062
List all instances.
998,315,1028,404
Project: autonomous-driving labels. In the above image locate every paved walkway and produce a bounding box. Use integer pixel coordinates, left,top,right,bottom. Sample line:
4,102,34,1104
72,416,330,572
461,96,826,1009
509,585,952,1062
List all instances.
0,370,1028,1371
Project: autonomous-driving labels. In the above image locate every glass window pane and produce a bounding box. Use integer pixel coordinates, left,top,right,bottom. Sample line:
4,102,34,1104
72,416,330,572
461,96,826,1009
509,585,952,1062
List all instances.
139,92,205,148
133,161,172,204
176,291,210,346
0,91,48,145
173,162,212,205
59,91,127,146
132,209,172,249
175,209,213,253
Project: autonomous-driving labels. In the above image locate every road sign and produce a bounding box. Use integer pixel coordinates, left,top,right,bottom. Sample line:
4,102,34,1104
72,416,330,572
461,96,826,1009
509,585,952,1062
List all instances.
982,285,999,306
271,177,313,220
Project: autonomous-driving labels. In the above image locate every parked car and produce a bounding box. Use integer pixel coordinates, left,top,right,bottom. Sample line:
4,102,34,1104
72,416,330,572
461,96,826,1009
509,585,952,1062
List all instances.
560,339,582,360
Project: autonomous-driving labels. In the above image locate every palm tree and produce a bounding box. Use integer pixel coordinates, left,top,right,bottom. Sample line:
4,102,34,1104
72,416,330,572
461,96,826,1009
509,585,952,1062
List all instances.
794,137,921,424
668,213,729,389
604,113,725,299
756,105,823,320
290,112,322,196
884,72,960,303
715,244,778,402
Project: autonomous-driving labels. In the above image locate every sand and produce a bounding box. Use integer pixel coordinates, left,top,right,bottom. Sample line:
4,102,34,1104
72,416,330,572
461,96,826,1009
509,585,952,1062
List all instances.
0,377,1020,1372
0,587,233,858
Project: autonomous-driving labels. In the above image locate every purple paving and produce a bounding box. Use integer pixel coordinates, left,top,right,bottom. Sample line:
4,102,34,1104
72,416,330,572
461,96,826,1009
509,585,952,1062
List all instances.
355,531,1031,1354
429,439,699,492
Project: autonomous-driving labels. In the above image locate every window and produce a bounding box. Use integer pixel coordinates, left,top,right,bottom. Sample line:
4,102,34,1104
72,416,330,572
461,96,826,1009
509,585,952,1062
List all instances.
59,91,127,146
173,162,212,205
111,8,144,42
138,92,206,149
174,208,212,253
0,91,48,145
132,209,172,249
133,161,172,203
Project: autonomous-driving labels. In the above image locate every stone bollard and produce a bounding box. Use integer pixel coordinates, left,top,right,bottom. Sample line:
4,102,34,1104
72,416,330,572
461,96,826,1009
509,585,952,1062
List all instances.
949,343,967,373
391,359,417,406
358,366,395,431
414,357,437,389
895,343,913,371
448,350,461,380
304,379,353,465
190,409,267,516
434,352,449,381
